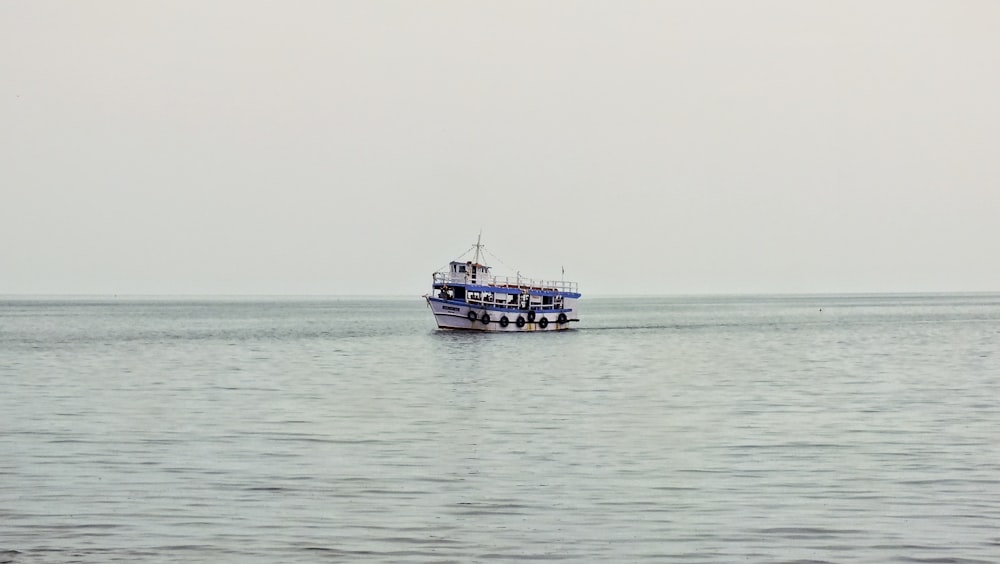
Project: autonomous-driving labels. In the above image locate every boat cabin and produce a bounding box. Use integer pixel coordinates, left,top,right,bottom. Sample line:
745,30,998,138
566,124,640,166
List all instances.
449,261,489,283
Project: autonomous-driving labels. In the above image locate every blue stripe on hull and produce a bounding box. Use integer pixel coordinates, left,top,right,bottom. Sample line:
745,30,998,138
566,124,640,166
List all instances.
426,296,575,315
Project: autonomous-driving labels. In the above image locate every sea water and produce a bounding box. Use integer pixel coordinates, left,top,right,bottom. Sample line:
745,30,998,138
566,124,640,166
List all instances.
1,295,999,562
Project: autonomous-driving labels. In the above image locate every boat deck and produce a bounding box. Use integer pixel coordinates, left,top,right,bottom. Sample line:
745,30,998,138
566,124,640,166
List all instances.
432,272,579,294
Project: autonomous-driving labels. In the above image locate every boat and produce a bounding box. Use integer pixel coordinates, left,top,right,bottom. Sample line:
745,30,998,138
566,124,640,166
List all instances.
424,235,581,331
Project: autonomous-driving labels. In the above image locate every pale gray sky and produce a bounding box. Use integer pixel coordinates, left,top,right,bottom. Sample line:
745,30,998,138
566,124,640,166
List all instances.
2,1,998,295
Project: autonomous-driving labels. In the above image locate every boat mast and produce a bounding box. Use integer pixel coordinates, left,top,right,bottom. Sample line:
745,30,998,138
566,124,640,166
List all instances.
472,231,483,265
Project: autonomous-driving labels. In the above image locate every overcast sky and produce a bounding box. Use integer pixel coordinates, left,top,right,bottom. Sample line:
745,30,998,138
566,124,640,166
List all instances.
2,1,998,296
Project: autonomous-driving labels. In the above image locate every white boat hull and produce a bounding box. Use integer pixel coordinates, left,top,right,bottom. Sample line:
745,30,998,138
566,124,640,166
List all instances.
425,296,579,332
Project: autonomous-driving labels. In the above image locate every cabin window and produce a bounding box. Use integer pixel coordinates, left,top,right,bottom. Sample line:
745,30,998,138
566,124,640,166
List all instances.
458,265,466,273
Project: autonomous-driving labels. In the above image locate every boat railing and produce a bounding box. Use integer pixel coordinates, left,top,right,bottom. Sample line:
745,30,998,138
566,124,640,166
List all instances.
433,272,579,293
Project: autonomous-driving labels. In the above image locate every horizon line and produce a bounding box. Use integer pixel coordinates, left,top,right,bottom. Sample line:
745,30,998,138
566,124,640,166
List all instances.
2,290,998,300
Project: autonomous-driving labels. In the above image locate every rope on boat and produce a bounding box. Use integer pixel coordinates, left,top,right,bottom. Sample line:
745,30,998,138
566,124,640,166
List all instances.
434,244,478,274
483,247,519,276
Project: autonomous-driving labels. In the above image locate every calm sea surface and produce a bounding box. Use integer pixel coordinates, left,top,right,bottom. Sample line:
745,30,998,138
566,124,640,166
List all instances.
2,295,999,563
